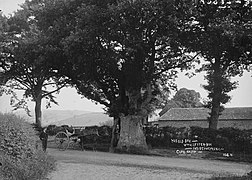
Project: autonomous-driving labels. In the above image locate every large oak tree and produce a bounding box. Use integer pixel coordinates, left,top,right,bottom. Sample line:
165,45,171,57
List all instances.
25,0,197,151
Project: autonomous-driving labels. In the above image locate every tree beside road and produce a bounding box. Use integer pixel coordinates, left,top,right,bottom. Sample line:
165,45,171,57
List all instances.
1,0,251,151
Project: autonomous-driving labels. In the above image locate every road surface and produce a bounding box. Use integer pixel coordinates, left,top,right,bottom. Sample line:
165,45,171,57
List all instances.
47,148,251,180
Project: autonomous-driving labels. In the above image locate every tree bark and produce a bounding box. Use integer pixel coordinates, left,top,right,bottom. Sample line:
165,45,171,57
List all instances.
208,58,222,130
109,117,119,153
208,81,222,130
35,97,42,128
117,115,148,153
34,87,42,128
208,101,220,130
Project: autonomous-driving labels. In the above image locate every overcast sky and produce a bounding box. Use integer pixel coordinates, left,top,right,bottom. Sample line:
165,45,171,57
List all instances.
0,0,24,15
0,0,251,113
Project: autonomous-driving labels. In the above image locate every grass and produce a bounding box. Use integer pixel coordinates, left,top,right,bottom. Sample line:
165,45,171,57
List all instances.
209,171,252,180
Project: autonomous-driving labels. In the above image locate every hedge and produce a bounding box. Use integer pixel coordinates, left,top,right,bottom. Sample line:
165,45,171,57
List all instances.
145,126,252,154
0,113,55,180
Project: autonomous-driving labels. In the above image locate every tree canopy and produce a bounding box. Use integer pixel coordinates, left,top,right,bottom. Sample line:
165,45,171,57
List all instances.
1,0,251,150
21,0,200,150
159,88,203,116
177,0,252,129
24,0,197,117
0,9,69,127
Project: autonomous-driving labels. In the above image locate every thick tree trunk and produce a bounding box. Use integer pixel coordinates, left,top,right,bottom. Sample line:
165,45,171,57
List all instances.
35,97,42,128
117,115,148,153
109,117,119,153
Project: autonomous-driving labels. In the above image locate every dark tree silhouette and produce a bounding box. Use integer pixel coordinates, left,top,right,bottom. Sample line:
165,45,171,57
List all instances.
178,0,252,129
0,10,69,127
159,88,203,116
24,0,198,151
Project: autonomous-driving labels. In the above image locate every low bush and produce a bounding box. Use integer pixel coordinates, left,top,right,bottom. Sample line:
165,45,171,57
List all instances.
191,127,252,154
218,128,252,153
145,126,252,155
0,113,55,180
0,150,55,180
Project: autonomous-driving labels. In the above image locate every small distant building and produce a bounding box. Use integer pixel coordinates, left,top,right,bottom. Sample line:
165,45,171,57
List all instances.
153,107,252,129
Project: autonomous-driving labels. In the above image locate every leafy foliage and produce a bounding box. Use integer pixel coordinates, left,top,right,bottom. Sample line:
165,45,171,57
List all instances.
177,0,252,129
0,113,36,159
0,113,55,180
24,0,198,119
203,71,238,112
1,0,251,151
159,88,203,116
173,88,203,107
0,8,70,126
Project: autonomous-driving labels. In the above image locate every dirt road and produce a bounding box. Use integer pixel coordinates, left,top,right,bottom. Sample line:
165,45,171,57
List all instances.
47,148,251,180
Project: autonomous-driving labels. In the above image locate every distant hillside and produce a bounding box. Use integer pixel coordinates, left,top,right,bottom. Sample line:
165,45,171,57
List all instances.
54,112,112,127
14,109,94,126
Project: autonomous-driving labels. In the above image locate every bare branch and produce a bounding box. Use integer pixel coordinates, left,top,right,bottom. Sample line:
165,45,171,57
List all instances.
154,52,200,77
41,82,67,98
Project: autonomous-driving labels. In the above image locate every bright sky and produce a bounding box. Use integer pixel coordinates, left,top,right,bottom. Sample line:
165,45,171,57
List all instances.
0,0,251,113
0,0,24,16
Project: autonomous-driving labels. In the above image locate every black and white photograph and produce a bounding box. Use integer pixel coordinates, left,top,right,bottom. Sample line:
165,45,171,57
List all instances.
0,0,252,179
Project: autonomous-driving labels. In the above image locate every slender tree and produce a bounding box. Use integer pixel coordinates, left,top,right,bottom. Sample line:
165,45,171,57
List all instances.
0,10,69,127
178,0,252,129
